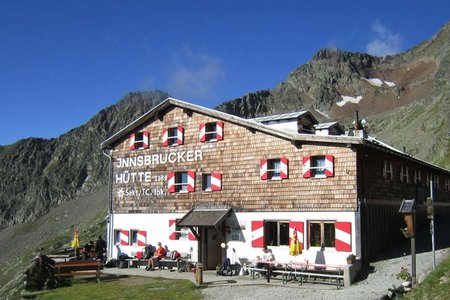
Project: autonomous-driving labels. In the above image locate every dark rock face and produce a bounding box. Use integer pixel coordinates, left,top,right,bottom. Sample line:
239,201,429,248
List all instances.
217,22,450,168
0,91,168,228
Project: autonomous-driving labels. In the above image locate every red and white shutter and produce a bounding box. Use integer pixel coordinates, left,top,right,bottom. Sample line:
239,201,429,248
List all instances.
137,230,147,246
168,172,175,193
199,124,206,142
120,230,129,246
211,173,222,191
188,231,197,240
251,221,264,248
162,129,169,146
129,133,136,150
216,121,224,140
169,220,179,240
302,156,311,178
260,159,268,180
289,221,304,249
280,158,289,179
325,155,334,177
177,126,184,145
335,221,352,251
187,171,195,192
142,131,149,149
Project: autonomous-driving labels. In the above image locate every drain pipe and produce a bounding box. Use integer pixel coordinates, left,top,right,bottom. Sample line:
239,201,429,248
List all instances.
102,148,114,260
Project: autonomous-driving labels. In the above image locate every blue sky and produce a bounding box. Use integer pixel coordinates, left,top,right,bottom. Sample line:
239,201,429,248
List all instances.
0,1,449,145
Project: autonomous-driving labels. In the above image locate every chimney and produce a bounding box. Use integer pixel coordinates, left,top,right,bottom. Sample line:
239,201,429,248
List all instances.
352,110,368,138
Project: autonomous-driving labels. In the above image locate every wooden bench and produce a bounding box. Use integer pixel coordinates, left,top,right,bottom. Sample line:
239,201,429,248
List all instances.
54,260,103,283
284,263,345,289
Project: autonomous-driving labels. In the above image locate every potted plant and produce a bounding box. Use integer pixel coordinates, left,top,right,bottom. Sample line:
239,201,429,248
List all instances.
346,254,356,264
396,267,412,287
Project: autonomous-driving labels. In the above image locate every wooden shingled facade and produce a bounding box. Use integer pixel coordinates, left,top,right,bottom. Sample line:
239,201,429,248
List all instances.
109,105,358,214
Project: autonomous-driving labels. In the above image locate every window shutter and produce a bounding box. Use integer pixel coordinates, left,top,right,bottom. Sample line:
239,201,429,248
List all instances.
169,220,179,240
120,230,129,246
251,221,264,248
129,133,136,150
162,129,168,146
187,171,195,192
260,159,268,180
280,157,289,179
335,222,352,251
188,232,197,240
199,124,206,142
143,131,149,149
302,156,311,178
289,221,304,249
216,121,224,140
177,126,184,145
211,173,222,191
325,155,334,177
137,230,147,246
168,172,175,193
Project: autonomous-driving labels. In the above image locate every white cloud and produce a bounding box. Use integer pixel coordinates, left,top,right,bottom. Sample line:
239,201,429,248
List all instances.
165,46,224,101
366,20,403,56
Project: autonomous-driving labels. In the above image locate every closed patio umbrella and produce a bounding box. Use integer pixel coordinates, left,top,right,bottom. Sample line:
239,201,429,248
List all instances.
289,228,302,256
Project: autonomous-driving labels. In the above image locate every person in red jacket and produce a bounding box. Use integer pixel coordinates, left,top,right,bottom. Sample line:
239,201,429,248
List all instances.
146,242,166,270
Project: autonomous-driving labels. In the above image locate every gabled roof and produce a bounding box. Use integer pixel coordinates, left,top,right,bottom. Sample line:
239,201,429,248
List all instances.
252,111,317,123
100,97,362,149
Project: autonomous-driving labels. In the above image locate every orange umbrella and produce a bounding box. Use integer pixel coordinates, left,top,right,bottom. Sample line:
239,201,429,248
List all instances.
289,228,302,256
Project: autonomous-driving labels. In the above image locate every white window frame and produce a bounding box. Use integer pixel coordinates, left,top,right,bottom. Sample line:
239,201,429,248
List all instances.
311,156,326,178
205,122,219,142
414,169,421,184
400,165,409,183
267,159,282,180
383,160,393,181
175,172,189,193
445,178,450,191
167,127,180,146
113,230,121,245
133,132,147,150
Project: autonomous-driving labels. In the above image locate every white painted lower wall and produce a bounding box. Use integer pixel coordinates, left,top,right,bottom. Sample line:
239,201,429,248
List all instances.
107,210,358,266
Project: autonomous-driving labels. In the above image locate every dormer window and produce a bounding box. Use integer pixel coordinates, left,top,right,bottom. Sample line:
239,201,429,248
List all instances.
199,121,223,142
129,131,149,150
162,127,184,146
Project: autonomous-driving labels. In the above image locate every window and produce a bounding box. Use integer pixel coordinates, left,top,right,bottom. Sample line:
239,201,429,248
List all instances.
260,158,288,180
168,171,195,193
201,173,222,191
414,169,421,184
114,230,121,245
400,165,409,183
264,221,289,246
169,219,190,240
199,121,224,142
130,131,149,150
162,127,184,146
302,155,334,178
433,175,440,189
308,221,335,248
426,173,431,187
130,230,138,246
445,178,450,191
383,160,393,181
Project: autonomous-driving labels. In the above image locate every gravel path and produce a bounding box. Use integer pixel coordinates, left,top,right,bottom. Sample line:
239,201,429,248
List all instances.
203,218,450,300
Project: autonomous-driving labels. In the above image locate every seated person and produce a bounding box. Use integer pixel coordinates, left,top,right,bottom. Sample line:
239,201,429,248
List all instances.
144,244,155,260
82,243,92,261
146,242,166,270
256,246,275,276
